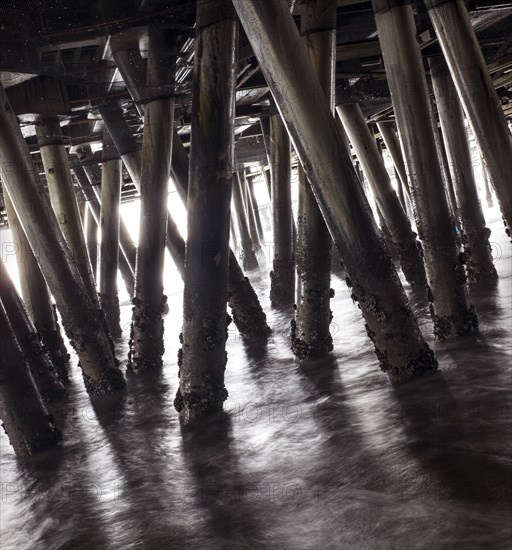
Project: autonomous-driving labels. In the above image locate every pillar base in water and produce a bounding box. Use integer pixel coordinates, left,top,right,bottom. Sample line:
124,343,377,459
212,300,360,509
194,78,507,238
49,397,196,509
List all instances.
128,295,167,373
270,258,295,307
227,274,271,340
174,383,228,423
430,302,479,342
462,227,498,283
385,342,438,384
291,315,334,361
241,248,259,271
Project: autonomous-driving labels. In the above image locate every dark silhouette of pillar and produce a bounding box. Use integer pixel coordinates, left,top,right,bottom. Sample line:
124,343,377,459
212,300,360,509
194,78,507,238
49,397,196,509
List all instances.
0,301,61,456
232,0,438,381
480,153,493,209
240,170,263,256
338,104,426,286
73,162,135,297
0,261,66,403
246,176,265,242
269,112,295,307
371,0,477,341
35,117,97,302
3,189,70,384
175,0,238,423
424,0,512,239
84,203,99,281
429,56,497,282
232,170,259,270
99,138,123,338
0,82,124,397
292,0,335,360
129,29,177,373
109,33,270,340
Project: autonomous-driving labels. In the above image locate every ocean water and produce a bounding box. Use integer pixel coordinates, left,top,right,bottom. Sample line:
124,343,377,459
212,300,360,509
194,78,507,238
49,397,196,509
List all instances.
0,206,510,550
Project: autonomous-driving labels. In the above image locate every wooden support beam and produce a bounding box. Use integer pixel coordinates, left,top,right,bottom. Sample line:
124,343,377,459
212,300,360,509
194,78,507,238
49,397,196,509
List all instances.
269,112,295,307
0,82,124,397
233,0,437,381
0,260,67,404
129,29,178,373
175,0,238,423
0,301,61,457
338,104,426,286
292,0,335,360
372,0,477,341
425,0,512,238
36,117,98,303
3,189,70,384
429,56,497,282
99,136,123,338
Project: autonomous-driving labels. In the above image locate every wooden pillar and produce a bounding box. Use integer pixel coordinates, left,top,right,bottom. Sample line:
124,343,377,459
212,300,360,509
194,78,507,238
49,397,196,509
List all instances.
3,189,70,384
84,203,99,281
269,112,294,307
0,260,66,403
171,130,271,340
129,29,177,373
111,39,270,340
0,83,124,397
0,301,61,456
435,126,461,248
99,137,123,338
246,176,265,242
73,162,135,297
480,152,494,209
376,122,410,198
338,104,426,286
175,0,238,423
377,121,415,221
232,0,437,381
97,106,185,277
429,56,497,282
35,117,97,302
371,0,477,341
424,0,512,239
232,171,259,270
241,170,263,255
291,0,335,360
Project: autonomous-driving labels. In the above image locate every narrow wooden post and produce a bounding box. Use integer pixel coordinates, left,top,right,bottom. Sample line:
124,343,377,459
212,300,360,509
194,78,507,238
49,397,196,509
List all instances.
97,105,185,277
246,176,265,242
35,117,98,303
84,203,99,281
429,56,497,282
424,0,512,238
0,82,124,397
175,0,238,423
371,0,477,341
0,261,66,403
269,112,294,307
0,302,61,456
291,0,335,359
232,171,259,270
129,29,177,373
99,136,123,338
376,122,410,198
171,131,271,340
232,0,437,381
110,39,270,340
240,170,263,256
73,163,135,297
338,104,426,286
480,153,494,209
3,189,70,384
